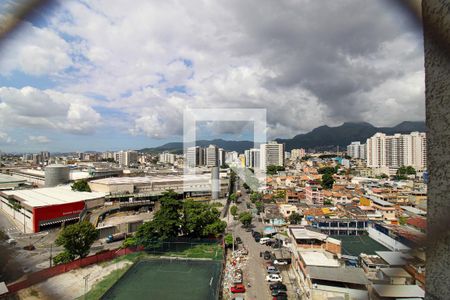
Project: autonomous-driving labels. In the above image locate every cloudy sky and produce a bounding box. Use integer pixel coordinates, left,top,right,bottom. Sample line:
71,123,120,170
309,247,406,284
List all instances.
0,0,424,152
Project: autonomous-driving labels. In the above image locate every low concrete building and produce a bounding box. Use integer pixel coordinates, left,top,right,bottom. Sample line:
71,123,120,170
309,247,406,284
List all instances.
0,174,27,190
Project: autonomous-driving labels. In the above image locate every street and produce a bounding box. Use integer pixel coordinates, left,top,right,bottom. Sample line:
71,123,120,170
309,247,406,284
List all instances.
227,186,300,300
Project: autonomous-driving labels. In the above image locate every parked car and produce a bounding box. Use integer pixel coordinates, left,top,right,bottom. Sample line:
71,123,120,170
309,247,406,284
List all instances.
266,274,283,282
273,294,288,300
235,237,242,244
273,259,291,265
6,238,16,245
272,290,288,297
267,266,280,274
263,251,272,260
252,231,261,237
231,284,246,293
259,237,271,245
269,283,287,291
254,236,261,242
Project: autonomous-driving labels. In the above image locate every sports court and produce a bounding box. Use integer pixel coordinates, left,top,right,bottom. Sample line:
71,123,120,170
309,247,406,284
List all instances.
333,235,389,256
101,259,222,300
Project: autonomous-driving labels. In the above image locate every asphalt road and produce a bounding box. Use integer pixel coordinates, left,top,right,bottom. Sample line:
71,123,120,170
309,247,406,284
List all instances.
229,188,300,300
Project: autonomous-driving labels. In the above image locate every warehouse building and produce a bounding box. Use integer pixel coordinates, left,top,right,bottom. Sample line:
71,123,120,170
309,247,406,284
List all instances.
0,186,105,233
0,173,27,190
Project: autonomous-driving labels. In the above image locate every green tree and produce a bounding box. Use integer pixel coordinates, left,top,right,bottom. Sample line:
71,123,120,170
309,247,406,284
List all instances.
229,193,237,203
224,234,233,248
239,212,253,227
266,165,285,175
230,205,238,218
288,212,302,224
71,179,91,192
55,221,98,260
250,192,262,203
318,167,337,175
182,200,226,237
53,251,75,265
255,201,264,214
321,173,335,189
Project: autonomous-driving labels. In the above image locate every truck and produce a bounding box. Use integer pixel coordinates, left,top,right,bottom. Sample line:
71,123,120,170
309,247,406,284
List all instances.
106,232,128,243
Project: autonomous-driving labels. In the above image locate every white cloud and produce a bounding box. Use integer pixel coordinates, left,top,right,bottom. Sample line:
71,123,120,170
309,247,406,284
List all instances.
0,132,13,144
0,86,101,134
0,22,72,76
28,135,51,144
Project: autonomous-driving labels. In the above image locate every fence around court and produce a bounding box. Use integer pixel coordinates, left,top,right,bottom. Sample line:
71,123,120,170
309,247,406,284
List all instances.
4,246,144,296
142,238,225,260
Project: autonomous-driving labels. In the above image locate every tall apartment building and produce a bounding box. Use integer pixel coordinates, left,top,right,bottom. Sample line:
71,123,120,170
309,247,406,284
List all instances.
186,146,203,167
218,148,226,166
346,142,366,159
116,150,138,167
291,148,306,160
225,151,239,164
260,141,285,170
244,148,261,169
206,145,219,167
159,151,175,164
366,132,427,170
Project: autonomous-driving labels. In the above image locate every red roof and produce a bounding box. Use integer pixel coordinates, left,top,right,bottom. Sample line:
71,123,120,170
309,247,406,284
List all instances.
407,217,427,231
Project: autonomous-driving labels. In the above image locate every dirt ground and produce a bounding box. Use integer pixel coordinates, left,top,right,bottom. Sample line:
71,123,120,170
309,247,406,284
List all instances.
17,260,132,300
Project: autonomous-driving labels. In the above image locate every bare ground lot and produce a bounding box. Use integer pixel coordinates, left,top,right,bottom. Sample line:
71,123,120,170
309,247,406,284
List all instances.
17,260,132,300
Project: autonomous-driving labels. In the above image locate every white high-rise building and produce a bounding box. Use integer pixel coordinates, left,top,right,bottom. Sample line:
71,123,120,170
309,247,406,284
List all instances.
225,151,239,164
366,132,427,170
346,142,366,159
244,148,261,169
116,150,138,167
291,148,306,160
159,151,175,164
186,146,204,167
260,141,285,171
218,148,226,167
206,145,219,167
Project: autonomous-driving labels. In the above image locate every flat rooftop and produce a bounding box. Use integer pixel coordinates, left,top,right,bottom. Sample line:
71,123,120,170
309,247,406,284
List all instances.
0,173,26,184
372,284,424,298
375,251,412,266
290,227,329,241
307,266,369,285
1,186,105,208
299,251,340,267
90,174,227,185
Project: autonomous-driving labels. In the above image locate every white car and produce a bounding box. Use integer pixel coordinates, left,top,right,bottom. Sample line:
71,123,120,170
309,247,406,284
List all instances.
273,259,288,265
266,274,283,282
259,237,270,245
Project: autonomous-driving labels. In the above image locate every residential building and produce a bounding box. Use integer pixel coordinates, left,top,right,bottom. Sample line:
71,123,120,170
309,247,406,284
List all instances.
260,141,285,170
206,144,219,167
218,148,226,166
159,151,175,164
116,150,138,167
291,148,306,160
186,146,204,167
305,181,324,205
347,141,366,159
244,148,260,169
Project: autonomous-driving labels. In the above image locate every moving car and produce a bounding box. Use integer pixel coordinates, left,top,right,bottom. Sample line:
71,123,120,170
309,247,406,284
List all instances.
230,284,246,293
269,283,287,291
266,274,283,282
267,266,280,274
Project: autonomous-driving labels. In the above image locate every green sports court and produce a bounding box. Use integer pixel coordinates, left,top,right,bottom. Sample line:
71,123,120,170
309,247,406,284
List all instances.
101,259,222,300
332,235,389,256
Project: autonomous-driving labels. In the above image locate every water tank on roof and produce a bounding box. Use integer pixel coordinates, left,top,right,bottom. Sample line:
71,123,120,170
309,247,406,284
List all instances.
45,164,70,187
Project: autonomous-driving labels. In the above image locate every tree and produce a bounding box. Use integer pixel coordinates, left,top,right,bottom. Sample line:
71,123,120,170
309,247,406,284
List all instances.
53,251,75,265
321,173,335,189
250,192,262,203
55,221,98,260
224,234,233,248
255,201,264,214
239,212,253,227
71,179,91,192
182,200,226,237
288,212,302,224
230,205,238,217
229,193,237,203
266,165,285,175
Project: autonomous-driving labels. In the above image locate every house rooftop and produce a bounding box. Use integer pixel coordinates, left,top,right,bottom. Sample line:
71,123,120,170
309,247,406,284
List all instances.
299,251,340,267
307,266,369,285
375,251,412,266
372,284,424,298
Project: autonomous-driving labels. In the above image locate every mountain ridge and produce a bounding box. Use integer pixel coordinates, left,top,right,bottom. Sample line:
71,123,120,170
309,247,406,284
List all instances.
138,121,426,153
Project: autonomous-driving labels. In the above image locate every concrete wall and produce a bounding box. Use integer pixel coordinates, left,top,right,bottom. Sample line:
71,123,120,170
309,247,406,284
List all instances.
423,1,450,298
368,227,409,252
0,197,33,233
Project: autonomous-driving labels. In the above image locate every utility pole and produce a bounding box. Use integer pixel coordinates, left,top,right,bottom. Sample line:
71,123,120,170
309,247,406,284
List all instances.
83,274,90,300
49,244,53,268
